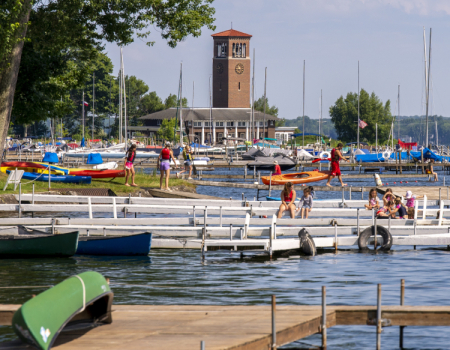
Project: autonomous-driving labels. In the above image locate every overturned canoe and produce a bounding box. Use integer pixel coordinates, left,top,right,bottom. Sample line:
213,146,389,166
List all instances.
261,171,330,185
0,231,79,258
12,271,113,350
6,170,92,184
77,233,152,256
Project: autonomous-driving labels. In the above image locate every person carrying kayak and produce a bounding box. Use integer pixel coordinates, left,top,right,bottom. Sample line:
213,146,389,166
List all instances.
325,142,348,187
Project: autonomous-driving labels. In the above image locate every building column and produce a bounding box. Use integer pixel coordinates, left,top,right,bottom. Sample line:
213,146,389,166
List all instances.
213,124,216,144
224,124,226,138
201,125,205,145
246,125,249,141
257,125,260,140
235,124,238,138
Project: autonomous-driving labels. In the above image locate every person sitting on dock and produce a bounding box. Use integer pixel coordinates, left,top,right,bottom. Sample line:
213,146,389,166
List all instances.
426,159,438,182
376,200,393,219
124,144,138,187
391,197,407,219
308,186,315,199
177,145,193,179
382,188,394,206
365,188,380,210
158,142,178,192
325,143,348,187
298,187,313,219
277,182,296,218
273,161,282,175
405,190,423,219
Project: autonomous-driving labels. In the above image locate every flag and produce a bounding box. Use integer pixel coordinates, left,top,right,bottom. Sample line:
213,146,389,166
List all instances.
82,101,89,106
359,120,368,129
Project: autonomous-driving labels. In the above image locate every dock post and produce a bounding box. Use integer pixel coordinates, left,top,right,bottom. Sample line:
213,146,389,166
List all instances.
271,295,277,350
244,166,247,180
269,226,273,259
274,222,277,240
220,206,222,227
349,186,352,200
361,187,364,200
374,216,377,250
52,218,55,235
269,172,272,197
229,224,233,241
18,182,21,218
258,171,261,184
334,223,338,252
242,193,244,201
253,166,256,178
376,284,382,350
88,197,93,219
413,220,416,250
200,340,205,350
32,183,34,205
204,207,207,232
357,209,360,236
321,286,327,349
112,197,117,219
400,279,405,348
201,227,206,262
372,209,375,225
193,206,196,227
341,187,344,204
128,193,131,204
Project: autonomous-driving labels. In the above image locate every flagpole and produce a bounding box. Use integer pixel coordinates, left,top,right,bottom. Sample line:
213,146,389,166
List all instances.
92,72,95,141
82,91,85,140
357,61,360,150
119,47,123,144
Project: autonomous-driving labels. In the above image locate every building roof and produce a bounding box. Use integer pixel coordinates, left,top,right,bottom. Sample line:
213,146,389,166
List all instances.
211,29,252,38
139,108,278,122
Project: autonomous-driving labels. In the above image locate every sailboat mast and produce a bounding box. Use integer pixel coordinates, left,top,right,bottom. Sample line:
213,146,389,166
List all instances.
123,54,128,149
251,49,255,141
426,28,432,148
320,89,322,138
263,67,267,146
179,62,183,145
82,91,85,139
357,61,360,150
302,60,305,147
209,75,212,145
397,84,400,141
119,47,123,144
92,72,95,141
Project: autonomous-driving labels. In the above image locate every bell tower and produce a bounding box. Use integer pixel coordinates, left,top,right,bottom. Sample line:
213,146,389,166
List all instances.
212,29,252,108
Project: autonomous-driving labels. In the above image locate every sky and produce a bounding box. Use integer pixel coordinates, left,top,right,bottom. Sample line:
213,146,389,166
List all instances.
104,0,450,121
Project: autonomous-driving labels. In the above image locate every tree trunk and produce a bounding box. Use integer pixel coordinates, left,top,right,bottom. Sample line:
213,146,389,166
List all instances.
0,0,32,159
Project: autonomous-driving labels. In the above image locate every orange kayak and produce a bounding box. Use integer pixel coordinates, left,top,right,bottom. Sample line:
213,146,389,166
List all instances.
261,171,330,185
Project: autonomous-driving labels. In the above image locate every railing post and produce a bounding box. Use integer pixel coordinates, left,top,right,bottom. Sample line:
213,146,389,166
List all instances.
400,279,405,348
229,224,233,241
32,183,35,205
88,197,93,219
193,206,196,227
322,286,327,349
357,208,360,236
376,284,382,350
271,295,277,350
374,215,377,250
334,223,338,252
112,197,117,219
200,340,205,350
220,206,223,227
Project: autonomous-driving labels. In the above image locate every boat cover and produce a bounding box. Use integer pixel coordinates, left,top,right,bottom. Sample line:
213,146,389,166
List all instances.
87,153,103,164
42,152,59,163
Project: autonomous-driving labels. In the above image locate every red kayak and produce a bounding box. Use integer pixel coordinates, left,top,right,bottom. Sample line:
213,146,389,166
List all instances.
2,161,48,170
68,169,125,178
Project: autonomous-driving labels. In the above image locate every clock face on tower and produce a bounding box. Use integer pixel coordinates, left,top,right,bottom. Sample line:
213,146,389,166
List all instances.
235,63,244,75
216,63,224,74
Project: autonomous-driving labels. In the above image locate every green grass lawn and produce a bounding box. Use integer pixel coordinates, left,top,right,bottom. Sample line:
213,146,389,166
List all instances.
0,172,194,196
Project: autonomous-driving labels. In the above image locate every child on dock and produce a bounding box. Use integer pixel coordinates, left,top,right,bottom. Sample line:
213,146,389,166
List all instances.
298,188,313,219
124,144,137,187
365,188,380,210
405,190,423,219
382,188,394,206
308,186,315,199
391,197,408,219
376,200,393,219
426,159,438,182
277,182,296,218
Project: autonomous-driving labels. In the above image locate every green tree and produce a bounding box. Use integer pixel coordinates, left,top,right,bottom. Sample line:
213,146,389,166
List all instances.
164,94,188,109
0,0,216,154
254,96,279,117
157,118,178,142
140,92,165,116
330,89,393,143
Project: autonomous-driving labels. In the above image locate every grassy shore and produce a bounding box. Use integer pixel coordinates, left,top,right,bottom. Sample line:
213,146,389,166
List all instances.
0,172,195,196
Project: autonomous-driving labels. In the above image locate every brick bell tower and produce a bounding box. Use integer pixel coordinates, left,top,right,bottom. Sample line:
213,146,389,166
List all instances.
212,29,252,108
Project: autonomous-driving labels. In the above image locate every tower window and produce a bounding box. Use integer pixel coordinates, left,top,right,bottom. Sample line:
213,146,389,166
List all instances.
217,43,227,58
243,44,246,57
238,82,241,91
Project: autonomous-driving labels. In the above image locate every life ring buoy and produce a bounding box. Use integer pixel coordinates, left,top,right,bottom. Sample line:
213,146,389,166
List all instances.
298,228,316,256
358,225,393,251
319,151,331,159
382,151,391,159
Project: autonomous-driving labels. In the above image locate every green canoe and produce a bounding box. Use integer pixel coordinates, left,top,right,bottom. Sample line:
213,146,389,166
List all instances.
0,231,79,258
12,271,113,349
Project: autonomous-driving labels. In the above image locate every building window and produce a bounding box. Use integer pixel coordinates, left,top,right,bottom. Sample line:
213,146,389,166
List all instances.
216,121,223,127
238,82,240,91
217,132,223,139
156,120,161,126
239,132,245,138
233,42,245,58
193,121,202,127
204,122,211,127
259,121,264,127
243,43,246,58
216,43,227,58
227,122,234,127
238,121,246,127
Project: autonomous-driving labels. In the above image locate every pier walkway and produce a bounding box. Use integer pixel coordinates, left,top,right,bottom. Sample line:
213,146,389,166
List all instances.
1,303,450,349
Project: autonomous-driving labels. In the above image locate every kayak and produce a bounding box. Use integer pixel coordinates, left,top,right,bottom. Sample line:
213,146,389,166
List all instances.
261,171,330,185
6,170,92,184
0,166,65,176
1,162,66,175
0,231,79,258
34,162,125,178
77,233,152,256
12,271,113,350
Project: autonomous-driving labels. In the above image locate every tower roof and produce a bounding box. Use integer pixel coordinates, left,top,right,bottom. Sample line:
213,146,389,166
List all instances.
211,29,252,38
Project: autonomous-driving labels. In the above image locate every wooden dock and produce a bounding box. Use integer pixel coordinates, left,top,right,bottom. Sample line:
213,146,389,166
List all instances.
1,302,450,349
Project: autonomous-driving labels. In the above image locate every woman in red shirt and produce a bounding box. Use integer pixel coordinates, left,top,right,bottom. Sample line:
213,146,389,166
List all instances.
325,143,348,187
158,142,178,191
277,182,296,218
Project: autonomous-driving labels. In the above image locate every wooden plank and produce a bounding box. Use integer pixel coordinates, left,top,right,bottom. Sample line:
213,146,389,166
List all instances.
143,188,223,200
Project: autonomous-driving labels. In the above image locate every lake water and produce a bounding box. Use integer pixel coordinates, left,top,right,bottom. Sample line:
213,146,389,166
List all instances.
0,166,449,349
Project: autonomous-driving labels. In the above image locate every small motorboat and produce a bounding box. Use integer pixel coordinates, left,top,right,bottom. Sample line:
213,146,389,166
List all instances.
0,231,79,258
77,233,152,256
248,156,296,172
12,271,113,349
261,170,330,185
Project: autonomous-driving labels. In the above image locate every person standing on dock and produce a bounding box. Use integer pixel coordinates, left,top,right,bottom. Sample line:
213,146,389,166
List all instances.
177,145,193,179
158,142,178,191
325,143,348,187
124,144,138,187
273,160,282,175
277,182,296,218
